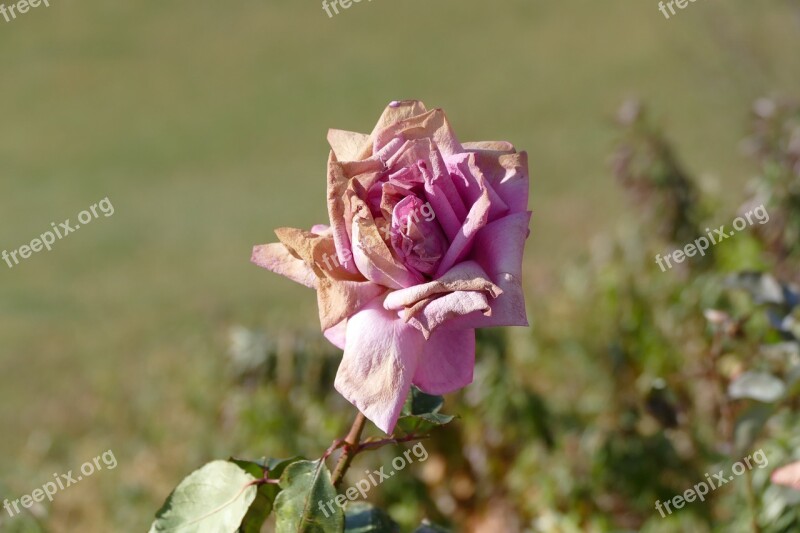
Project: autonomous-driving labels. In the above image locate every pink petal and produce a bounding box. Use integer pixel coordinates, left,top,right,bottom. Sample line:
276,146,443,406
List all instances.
412,328,475,395
406,290,492,338
323,319,347,350
446,152,509,222
433,185,492,278
471,151,529,214
350,196,422,289
384,260,501,310
334,297,424,433
472,211,531,279
251,243,318,289
440,212,532,329
772,461,800,490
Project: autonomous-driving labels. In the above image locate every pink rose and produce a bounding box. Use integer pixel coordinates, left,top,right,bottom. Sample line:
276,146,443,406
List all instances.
252,100,531,433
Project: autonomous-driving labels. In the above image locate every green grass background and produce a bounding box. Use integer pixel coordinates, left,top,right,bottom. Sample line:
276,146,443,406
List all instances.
0,0,799,530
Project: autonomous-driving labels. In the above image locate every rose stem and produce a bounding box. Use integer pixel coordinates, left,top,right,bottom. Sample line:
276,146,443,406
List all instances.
331,411,367,488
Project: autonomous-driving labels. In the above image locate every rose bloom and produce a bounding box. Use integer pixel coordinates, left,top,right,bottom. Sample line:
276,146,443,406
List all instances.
252,100,530,433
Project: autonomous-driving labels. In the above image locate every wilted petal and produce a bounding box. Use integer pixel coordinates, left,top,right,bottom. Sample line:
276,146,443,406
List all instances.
274,227,363,282
471,151,529,214
327,129,370,161
374,108,462,156
446,152,509,221
317,277,386,331
463,140,516,153
406,290,492,338
334,297,424,433
326,153,360,275
350,194,423,289
384,260,501,310
412,328,475,395
251,243,318,289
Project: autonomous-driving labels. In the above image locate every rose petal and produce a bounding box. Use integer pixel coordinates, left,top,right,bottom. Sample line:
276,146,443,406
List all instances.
446,152,510,222
374,108,462,156
471,151,529,214
350,194,423,289
472,211,531,279
463,140,516,153
412,328,475,395
317,277,386,331
384,260,501,310
274,227,363,282
251,243,318,289
440,212,532,329
323,319,347,350
334,297,424,433
326,153,361,275
327,129,370,161
406,291,492,338
433,185,492,278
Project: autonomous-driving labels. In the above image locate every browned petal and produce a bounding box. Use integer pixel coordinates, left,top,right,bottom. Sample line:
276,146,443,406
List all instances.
274,226,363,282
373,108,462,156
316,277,386,331
348,192,422,289
326,152,360,274
471,150,530,214
463,140,517,154
251,243,318,289
327,129,371,161
383,260,502,311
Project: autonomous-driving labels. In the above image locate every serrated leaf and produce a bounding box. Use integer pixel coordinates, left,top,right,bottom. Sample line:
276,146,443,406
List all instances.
728,371,787,403
232,457,303,533
274,460,343,533
149,460,258,533
344,502,398,533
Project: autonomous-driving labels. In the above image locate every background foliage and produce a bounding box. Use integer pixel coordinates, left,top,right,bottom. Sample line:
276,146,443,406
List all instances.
1,1,800,531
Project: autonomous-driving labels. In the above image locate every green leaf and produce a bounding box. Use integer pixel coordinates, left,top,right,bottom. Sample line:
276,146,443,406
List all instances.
149,460,258,533
733,404,773,455
274,460,343,533
412,521,450,533
728,371,787,403
398,387,454,433
231,457,303,533
344,502,398,533
725,272,785,305
402,387,445,416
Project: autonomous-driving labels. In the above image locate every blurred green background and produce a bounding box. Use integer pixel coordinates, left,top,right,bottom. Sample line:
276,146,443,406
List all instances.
1,0,800,531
